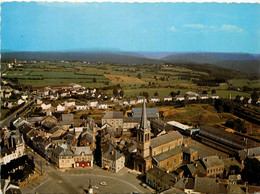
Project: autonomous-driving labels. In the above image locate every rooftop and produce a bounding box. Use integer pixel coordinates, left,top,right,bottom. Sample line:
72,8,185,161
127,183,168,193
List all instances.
150,131,183,148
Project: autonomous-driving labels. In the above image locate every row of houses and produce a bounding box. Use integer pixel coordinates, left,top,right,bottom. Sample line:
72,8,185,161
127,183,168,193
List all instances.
12,116,97,169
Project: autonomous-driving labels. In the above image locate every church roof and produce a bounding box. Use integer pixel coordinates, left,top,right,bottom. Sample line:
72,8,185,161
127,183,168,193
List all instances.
139,100,150,131
150,131,183,148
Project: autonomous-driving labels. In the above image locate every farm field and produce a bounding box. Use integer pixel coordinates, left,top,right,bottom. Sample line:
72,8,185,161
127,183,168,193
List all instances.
2,61,258,99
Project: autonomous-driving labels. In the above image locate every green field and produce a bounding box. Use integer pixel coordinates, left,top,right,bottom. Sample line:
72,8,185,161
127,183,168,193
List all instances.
2,62,258,99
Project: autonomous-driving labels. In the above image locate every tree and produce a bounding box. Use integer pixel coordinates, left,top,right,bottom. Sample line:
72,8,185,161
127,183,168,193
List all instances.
93,78,97,83
202,90,208,94
234,119,245,133
119,89,124,98
241,158,260,185
113,87,118,97
154,92,159,96
170,91,176,97
251,91,259,105
212,89,216,94
137,73,142,79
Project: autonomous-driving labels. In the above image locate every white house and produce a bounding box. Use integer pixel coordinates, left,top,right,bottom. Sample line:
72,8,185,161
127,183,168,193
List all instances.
199,94,209,100
211,94,219,99
163,96,172,102
150,96,160,103
76,103,88,110
65,100,76,107
44,89,49,96
41,103,52,110
18,99,25,105
174,95,185,101
97,102,108,110
69,83,81,89
21,93,28,100
137,97,146,104
129,99,136,105
186,95,197,100
123,100,129,106
88,100,98,108
50,92,59,100
57,104,66,112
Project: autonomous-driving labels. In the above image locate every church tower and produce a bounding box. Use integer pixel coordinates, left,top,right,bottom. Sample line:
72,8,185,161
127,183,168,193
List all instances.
136,100,151,158
134,99,152,173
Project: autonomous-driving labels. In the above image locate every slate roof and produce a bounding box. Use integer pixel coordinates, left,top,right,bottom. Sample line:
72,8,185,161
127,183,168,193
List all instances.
74,146,92,156
123,117,140,123
193,177,220,194
153,146,182,162
102,143,123,161
147,166,177,186
202,156,224,168
103,112,124,119
150,131,183,148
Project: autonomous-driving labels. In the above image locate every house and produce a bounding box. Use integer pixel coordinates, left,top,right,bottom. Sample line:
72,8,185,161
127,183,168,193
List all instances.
0,129,25,165
201,156,224,177
163,96,173,102
88,100,98,108
65,100,76,107
60,90,70,97
150,96,160,103
146,166,177,191
57,103,66,112
4,102,13,109
97,102,108,110
129,99,136,105
211,94,219,99
41,116,59,130
123,100,129,106
35,97,43,105
102,143,125,173
137,97,146,104
4,92,11,98
76,102,88,111
174,95,185,101
50,92,59,100
76,88,85,95
238,147,260,162
51,145,74,168
74,146,93,168
102,112,124,130
123,117,140,131
43,89,49,96
199,94,209,100
41,103,52,110
61,114,74,126
21,92,28,100
186,95,197,101
68,83,82,89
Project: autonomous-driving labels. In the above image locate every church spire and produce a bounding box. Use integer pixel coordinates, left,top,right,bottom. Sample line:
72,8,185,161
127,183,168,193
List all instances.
140,99,149,131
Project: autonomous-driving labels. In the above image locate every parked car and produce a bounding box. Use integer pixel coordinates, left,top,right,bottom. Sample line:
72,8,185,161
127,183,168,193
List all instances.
100,182,107,186
92,186,99,190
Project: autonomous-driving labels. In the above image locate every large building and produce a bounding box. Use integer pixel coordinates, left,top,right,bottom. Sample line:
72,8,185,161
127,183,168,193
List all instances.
134,101,194,173
102,112,124,130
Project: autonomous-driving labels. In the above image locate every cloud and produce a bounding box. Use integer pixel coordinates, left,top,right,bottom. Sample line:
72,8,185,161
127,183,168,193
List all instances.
221,24,243,33
182,24,205,29
168,26,177,32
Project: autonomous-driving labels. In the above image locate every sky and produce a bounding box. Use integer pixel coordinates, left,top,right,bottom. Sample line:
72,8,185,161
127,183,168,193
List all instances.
1,2,260,53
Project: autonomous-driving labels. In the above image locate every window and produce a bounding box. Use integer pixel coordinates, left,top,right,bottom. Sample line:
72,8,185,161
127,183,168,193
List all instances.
167,162,169,166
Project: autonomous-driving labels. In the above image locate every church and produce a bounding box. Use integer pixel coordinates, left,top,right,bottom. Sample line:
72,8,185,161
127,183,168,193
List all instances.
134,100,197,173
